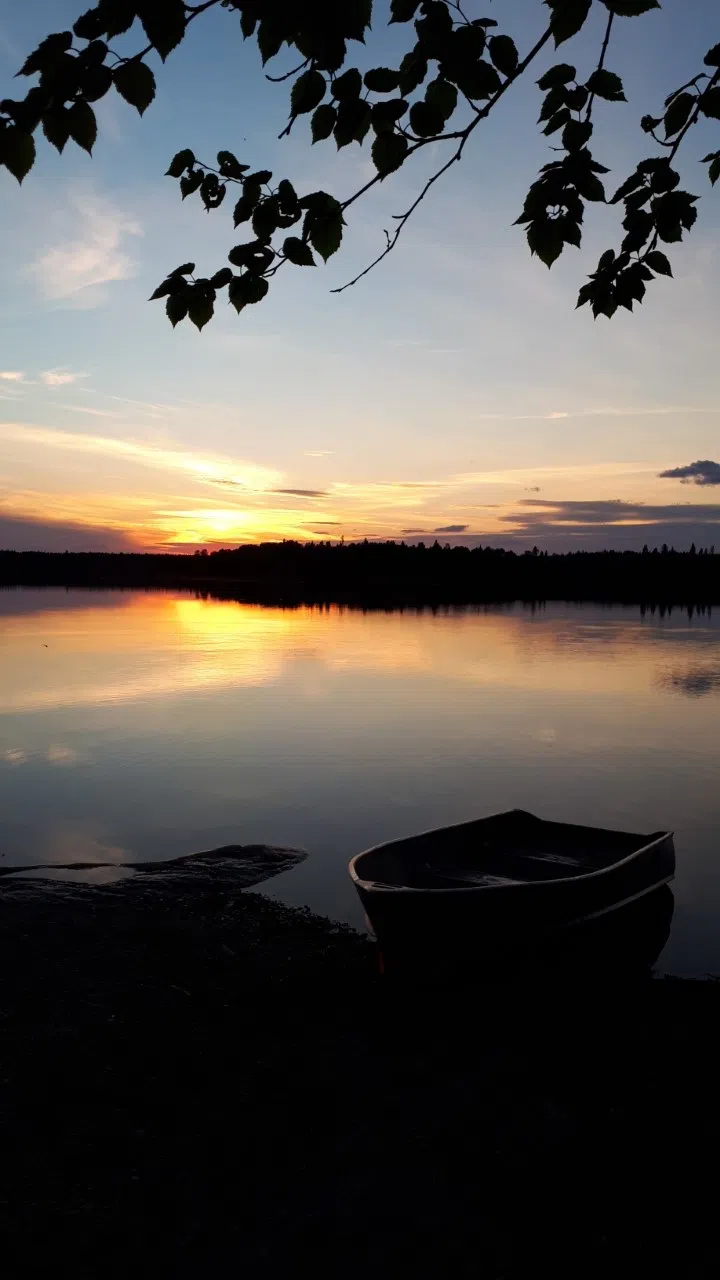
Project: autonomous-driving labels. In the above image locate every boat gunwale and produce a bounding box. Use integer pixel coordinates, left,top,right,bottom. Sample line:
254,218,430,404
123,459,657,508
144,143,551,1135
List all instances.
348,812,674,896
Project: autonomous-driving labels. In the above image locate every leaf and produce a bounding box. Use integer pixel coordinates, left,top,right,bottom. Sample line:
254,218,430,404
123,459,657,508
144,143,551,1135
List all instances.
169,262,195,277
709,157,720,187
332,68,362,100
546,0,592,47
488,35,519,78
18,31,73,77
575,170,606,202
100,2,137,40
211,267,233,288
539,84,570,122
543,107,571,135
664,91,694,137
364,68,401,93
621,208,653,252
333,98,371,147
398,47,428,95
200,173,223,210
228,273,269,313
705,43,720,68
166,294,188,327
1,125,35,182
559,214,582,247
149,279,175,300
113,60,155,114
409,100,444,137
414,2,453,53
526,216,565,267
188,288,214,332
586,68,626,101
278,178,298,211
81,64,114,102
257,18,284,64
645,250,672,276
700,87,720,120
649,163,679,193
343,0,373,42
425,77,458,121
371,131,409,175
640,113,661,133
283,236,315,266
217,150,248,179
371,98,409,133
311,103,337,141
74,10,106,41
565,85,588,110
180,170,203,199
166,148,195,178
240,10,257,39
601,0,660,14
138,0,186,61
306,196,344,260
562,118,592,150
537,63,576,90
624,188,652,211
460,59,503,100
227,242,274,272
610,171,645,203
67,100,97,153
390,0,421,19
252,196,280,241
42,107,71,153
291,69,326,115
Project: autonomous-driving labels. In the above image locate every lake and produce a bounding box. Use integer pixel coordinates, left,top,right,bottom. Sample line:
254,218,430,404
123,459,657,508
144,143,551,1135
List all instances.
1,587,718,975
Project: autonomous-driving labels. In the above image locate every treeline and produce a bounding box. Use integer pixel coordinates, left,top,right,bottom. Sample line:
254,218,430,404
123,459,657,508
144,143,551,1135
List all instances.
1,540,718,605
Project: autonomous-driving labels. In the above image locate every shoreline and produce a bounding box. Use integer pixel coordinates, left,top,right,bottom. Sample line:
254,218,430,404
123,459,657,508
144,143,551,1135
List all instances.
1,861,719,1272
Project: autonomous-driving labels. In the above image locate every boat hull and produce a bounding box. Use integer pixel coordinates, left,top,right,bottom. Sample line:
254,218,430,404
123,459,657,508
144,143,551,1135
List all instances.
350,813,675,976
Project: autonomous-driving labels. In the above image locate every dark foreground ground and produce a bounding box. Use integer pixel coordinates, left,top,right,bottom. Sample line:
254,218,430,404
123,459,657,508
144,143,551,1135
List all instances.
1,857,719,1277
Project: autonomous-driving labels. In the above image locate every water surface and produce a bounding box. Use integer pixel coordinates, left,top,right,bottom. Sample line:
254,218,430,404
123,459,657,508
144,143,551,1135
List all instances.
1,588,718,974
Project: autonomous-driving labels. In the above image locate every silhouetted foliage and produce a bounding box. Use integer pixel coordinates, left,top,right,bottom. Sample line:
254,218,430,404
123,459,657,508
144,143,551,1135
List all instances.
3,2,718,327
1,541,718,606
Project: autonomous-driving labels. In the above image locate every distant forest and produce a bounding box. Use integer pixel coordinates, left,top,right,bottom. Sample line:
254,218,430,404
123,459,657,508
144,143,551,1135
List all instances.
1,540,718,606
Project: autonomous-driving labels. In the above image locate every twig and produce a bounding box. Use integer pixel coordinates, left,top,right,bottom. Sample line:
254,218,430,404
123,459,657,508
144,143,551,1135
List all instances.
585,12,614,122
266,58,310,83
641,65,720,258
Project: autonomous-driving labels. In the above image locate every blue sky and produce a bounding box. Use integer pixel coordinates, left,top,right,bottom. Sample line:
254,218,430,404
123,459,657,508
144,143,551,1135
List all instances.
1,0,719,552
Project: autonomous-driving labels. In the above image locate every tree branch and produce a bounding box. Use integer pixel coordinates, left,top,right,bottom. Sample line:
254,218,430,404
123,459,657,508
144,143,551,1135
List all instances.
333,21,555,293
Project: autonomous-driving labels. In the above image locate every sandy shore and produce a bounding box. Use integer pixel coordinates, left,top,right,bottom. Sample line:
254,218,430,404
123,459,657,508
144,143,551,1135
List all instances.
1,859,718,1276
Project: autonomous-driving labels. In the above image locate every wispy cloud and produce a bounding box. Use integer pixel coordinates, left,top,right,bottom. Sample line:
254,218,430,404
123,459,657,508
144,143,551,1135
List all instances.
435,523,468,533
60,404,123,418
0,424,282,492
29,192,142,302
0,371,25,382
472,405,719,423
304,450,333,457
272,488,327,498
659,460,720,487
41,369,87,387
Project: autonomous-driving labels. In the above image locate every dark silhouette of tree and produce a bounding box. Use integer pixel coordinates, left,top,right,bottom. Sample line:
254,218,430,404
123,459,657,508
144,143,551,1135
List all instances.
2,1,718,329
1,542,718,607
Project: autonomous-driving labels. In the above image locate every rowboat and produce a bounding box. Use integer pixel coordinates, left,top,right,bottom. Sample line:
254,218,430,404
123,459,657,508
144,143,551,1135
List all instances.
348,810,675,975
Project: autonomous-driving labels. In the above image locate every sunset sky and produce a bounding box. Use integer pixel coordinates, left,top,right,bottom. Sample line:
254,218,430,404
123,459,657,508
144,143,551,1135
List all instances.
1,0,719,553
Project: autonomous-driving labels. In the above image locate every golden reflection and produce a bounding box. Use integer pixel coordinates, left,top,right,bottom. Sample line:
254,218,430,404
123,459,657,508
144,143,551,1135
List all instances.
0,593,718,716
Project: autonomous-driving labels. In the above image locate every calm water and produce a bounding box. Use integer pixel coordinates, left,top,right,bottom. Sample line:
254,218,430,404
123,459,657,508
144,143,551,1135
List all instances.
1,588,719,974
